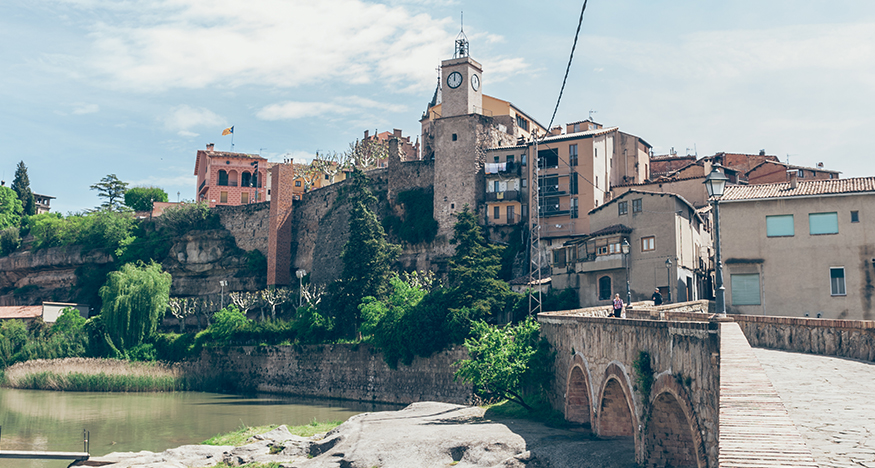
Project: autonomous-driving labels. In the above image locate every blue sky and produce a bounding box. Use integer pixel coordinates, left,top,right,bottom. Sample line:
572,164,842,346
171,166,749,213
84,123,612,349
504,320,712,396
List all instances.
2,0,874,213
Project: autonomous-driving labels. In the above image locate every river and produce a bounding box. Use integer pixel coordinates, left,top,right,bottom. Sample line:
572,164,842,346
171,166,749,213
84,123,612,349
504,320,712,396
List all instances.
0,388,400,468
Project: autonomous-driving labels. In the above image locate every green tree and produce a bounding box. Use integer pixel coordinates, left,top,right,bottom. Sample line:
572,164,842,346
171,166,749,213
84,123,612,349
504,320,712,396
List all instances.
124,186,169,212
99,261,171,350
0,186,23,230
327,170,400,338
11,161,35,216
454,317,553,411
91,174,129,211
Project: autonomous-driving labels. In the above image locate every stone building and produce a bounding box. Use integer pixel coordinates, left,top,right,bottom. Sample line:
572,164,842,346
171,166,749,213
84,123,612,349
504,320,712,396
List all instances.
718,177,875,320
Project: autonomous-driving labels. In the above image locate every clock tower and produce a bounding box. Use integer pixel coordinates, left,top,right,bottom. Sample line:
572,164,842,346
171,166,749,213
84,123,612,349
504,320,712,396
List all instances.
440,34,483,118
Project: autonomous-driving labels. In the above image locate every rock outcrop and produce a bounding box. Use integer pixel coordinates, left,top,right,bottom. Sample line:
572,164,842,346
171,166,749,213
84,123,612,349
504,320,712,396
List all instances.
79,402,636,468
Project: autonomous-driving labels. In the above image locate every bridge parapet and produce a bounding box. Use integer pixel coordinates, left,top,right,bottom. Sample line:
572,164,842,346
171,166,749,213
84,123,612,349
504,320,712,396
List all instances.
538,312,720,468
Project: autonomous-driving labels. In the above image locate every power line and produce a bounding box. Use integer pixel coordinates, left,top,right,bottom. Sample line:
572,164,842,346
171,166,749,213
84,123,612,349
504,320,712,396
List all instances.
544,0,589,133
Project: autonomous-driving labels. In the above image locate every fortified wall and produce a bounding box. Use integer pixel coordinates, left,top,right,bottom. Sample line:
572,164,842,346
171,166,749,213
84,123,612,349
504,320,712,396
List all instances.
214,202,270,256
185,343,472,405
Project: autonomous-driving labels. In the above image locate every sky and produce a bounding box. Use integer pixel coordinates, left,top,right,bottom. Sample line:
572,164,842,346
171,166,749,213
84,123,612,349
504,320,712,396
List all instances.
2,0,874,213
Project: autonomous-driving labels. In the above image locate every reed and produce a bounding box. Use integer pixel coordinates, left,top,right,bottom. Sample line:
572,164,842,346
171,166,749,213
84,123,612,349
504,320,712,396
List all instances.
2,357,186,392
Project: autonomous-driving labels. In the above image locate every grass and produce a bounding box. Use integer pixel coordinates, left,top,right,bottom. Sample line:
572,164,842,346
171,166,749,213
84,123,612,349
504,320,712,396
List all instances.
2,357,185,392
203,418,343,446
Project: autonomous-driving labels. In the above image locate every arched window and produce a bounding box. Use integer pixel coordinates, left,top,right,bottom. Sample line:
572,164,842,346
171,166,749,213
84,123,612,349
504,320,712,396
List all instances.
241,172,251,187
598,276,612,300
252,172,259,188
218,170,228,186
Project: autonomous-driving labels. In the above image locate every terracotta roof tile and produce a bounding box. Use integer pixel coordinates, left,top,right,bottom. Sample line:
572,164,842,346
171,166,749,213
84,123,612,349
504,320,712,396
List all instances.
721,177,875,201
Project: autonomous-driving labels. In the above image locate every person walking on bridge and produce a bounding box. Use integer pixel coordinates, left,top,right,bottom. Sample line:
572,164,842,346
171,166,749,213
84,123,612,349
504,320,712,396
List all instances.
612,293,624,318
652,288,663,306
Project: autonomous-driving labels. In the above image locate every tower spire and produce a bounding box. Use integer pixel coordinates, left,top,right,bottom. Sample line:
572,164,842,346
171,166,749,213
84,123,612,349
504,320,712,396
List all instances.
454,12,469,58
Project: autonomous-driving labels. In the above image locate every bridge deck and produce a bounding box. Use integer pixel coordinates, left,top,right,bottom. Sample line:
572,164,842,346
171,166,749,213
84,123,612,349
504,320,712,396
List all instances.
718,322,817,467
0,450,90,460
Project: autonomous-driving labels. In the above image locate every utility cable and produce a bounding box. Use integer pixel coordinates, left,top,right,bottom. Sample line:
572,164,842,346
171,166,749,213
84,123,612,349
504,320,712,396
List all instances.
544,0,589,135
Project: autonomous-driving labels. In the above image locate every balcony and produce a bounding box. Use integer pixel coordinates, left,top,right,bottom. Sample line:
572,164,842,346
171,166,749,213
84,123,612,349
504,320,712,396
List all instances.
484,162,521,175
538,209,570,218
575,254,625,273
486,190,520,202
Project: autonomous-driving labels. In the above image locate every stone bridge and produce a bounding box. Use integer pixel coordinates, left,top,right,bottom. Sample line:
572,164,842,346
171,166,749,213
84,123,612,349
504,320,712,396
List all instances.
538,301,846,468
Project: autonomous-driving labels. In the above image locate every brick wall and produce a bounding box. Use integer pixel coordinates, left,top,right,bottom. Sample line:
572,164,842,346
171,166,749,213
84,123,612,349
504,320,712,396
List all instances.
268,164,296,286
214,202,270,256
184,343,472,405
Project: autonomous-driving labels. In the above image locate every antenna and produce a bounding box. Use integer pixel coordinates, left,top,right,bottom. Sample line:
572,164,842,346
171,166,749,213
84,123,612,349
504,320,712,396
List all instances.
454,12,469,58
589,109,597,120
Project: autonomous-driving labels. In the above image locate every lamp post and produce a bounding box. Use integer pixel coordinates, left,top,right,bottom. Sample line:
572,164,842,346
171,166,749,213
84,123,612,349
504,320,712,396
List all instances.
704,167,730,316
296,269,307,307
219,280,228,309
665,258,672,304
621,238,631,306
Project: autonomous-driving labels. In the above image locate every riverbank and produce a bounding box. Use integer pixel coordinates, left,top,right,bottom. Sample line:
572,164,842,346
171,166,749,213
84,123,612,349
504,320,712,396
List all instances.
78,402,637,468
2,357,185,391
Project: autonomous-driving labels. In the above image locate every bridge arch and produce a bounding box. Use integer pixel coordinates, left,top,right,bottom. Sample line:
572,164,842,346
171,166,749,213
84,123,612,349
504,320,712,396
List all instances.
564,353,594,426
596,362,638,438
643,374,706,468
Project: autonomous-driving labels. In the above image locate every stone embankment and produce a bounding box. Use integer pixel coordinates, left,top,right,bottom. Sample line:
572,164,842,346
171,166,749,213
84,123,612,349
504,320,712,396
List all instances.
79,402,636,468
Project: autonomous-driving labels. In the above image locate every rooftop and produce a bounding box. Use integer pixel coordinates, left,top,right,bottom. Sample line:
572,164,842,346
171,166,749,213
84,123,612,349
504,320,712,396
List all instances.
721,177,875,201
0,305,42,320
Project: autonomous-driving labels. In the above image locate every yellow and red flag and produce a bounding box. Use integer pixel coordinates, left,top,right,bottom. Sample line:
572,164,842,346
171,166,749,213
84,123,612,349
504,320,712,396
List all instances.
222,126,234,136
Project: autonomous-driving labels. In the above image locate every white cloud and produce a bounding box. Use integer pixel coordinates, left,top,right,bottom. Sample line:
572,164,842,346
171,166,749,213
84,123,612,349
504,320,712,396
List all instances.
128,174,195,188
164,105,224,132
72,103,99,114
54,0,466,94
256,95,408,121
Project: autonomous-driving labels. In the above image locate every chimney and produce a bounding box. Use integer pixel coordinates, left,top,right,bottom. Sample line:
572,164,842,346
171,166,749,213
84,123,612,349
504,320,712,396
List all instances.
817,162,824,168
550,126,562,136
206,143,215,151
393,128,402,138
759,149,766,156
789,172,798,189
363,130,369,140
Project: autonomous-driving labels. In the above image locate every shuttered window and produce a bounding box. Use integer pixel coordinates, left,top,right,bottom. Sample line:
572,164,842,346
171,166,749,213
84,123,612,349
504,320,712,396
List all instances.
809,212,839,235
766,215,794,237
830,268,846,296
731,274,761,305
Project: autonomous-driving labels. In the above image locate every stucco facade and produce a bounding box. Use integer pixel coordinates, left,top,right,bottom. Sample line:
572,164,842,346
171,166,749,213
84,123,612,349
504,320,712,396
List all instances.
719,177,875,320
195,143,267,208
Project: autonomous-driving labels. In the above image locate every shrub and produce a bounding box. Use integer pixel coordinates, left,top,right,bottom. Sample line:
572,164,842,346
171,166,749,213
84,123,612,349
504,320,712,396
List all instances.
0,227,20,256
210,306,250,343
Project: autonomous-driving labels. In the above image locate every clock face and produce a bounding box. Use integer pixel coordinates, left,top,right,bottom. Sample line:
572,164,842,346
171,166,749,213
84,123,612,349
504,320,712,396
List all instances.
447,71,463,89
471,74,480,91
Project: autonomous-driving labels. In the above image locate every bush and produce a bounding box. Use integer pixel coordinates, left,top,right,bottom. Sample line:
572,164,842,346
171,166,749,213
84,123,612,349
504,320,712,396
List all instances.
210,306,250,343
25,211,135,253
0,227,20,256
291,305,334,344
383,189,438,245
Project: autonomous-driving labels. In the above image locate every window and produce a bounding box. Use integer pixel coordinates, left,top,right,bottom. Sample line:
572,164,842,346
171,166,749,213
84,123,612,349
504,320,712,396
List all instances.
569,144,578,166
325,174,330,180
809,212,838,235
595,148,598,158
851,211,859,223
618,201,628,216
493,181,500,192
540,176,560,194
241,192,249,204
220,191,228,203
598,276,612,300
538,148,559,168
452,133,457,141
494,156,500,163
521,154,527,165
540,196,561,215
830,267,846,296
494,206,500,219
571,198,579,219
521,204,528,218
507,206,515,223
554,248,566,268
295,180,302,187
573,123,580,133
570,172,578,195
507,155,514,164
797,169,804,177
632,198,642,213
731,274,761,305
241,172,251,187
218,170,229,186
766,214,794,237
516,115,529,131
595,176,599,189
521,178,527,188
641,236,655,252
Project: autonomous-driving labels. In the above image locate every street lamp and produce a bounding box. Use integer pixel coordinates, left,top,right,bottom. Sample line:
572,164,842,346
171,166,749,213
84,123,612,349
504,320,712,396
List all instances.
621,238,631,306
704,167,730,316
219,280,228,309
296,269,307,307
665,258,672,304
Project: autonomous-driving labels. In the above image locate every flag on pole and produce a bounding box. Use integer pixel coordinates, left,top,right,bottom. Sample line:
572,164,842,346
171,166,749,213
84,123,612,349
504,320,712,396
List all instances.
222,126,234,136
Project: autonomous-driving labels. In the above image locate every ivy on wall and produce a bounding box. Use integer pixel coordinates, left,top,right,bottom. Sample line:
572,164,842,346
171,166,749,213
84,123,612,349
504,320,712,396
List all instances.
383,189,438,245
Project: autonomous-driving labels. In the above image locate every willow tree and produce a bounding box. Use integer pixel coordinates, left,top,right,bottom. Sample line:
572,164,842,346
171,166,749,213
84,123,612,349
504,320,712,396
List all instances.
99,261,171,350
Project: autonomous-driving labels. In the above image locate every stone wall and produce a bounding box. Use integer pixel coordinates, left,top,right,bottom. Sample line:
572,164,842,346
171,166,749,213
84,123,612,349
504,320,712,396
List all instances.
185,343,472,405
539,313,720,468
734,314,875,361
214,202,270,256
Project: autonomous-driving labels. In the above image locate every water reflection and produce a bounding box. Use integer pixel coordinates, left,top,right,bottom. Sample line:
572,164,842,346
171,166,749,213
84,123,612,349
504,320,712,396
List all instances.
0,388,400,468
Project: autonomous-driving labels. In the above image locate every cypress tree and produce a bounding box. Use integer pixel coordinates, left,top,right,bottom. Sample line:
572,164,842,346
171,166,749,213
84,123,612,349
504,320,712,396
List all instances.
11,161,35,216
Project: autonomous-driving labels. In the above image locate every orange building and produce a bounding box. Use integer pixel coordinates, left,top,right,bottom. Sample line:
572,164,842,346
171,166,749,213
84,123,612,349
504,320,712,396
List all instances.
195,143,267,207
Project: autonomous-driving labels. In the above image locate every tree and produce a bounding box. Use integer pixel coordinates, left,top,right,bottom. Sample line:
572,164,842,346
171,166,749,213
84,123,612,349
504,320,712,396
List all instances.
11,161,35,216
99,261,171,350
261,287,291,319
167,297,196,332
0,186,23,230
230,291,262,320
327,170,401,338
454,317,553,411
124,186,169,212
91,174,129,211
